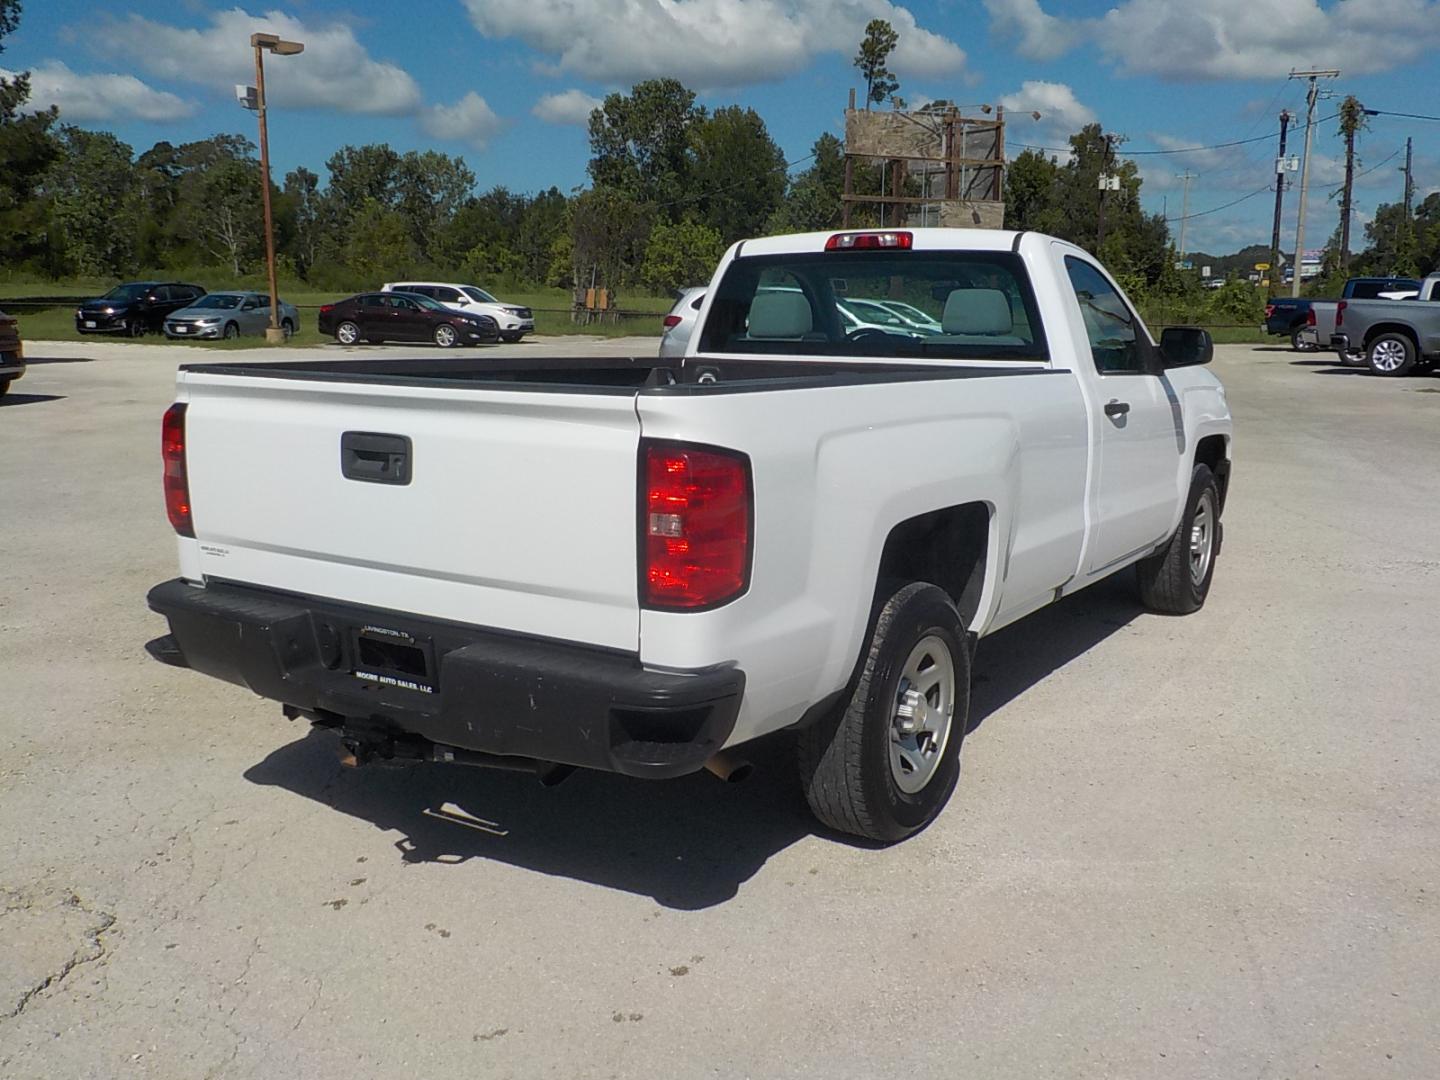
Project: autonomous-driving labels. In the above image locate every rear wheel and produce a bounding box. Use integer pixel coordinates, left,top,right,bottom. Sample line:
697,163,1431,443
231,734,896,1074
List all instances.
1366,332,1417,377
1136,463,1221,615
1290,329,1314,352
335,321,362,346
434,323,459,348
798,582,969,844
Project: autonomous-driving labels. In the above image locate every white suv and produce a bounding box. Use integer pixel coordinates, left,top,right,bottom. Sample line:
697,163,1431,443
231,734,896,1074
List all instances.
382,281,535,342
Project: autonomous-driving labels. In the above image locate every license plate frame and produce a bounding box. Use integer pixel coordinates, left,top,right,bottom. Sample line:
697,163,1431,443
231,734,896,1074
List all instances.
351,624,437,695
84,320,96,328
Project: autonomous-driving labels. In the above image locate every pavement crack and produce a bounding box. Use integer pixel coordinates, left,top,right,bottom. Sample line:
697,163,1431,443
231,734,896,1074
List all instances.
1,895,116,1024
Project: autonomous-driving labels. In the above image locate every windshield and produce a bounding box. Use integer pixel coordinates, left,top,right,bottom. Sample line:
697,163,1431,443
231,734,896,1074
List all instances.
196,294,243,310
462,286,498,303
698,250,1045,360
102,283,151,301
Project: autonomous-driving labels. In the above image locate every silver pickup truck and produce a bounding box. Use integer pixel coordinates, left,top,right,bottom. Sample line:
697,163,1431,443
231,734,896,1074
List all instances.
1330,273,1440,376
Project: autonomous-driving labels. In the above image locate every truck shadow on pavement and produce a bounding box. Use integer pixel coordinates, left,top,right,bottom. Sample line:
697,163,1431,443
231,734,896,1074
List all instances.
243,575,1143,909
0,393,65,407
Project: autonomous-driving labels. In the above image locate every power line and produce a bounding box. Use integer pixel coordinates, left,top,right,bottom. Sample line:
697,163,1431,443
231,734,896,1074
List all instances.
648,149,818,210
1363,108,1440,123
1163,185,1273,223
1011,112,1339,158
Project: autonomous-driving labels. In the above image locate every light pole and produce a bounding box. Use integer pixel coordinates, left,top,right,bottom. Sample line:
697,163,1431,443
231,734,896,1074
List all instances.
246,32,304,343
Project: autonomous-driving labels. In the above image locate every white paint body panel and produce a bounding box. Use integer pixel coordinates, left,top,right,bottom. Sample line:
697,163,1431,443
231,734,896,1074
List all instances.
172,228,1233,752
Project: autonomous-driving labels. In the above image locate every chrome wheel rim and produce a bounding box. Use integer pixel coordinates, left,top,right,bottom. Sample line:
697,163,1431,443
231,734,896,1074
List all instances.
337,323,358,345
224,324,237,339
1371,339,1406,372
889,636,955,794
1189,491,1216,587
436,325,457,347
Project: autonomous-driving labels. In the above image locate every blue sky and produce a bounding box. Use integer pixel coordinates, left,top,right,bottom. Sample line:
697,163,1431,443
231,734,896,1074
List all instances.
6,0,1439,254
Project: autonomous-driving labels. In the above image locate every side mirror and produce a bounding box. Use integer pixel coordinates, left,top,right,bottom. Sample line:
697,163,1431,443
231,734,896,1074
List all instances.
1159,326,1213,368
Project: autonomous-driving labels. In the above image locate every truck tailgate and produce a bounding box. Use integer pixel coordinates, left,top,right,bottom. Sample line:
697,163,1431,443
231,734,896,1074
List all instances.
178,371,641,651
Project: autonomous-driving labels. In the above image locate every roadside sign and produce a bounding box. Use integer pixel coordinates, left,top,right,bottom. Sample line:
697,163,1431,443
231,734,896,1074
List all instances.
1255,262,1270,271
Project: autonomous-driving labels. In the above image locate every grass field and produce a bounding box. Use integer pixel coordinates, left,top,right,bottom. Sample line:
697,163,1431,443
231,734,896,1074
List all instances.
0,283,671,346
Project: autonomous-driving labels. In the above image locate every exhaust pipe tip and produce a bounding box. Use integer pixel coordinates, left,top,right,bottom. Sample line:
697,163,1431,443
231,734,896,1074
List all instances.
704,751,753,784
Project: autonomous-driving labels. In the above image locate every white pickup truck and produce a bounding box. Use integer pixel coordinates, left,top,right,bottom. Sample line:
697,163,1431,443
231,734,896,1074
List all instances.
146,228,1233,843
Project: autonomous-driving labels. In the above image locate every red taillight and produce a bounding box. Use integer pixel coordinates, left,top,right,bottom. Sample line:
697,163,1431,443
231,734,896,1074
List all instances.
162,403,194,537
1307,308,1316,326
663,314,683,329
1265,304,1275,318
642,441,751,610
825,231,913,251
319,304,333,315
1335,300,1346,327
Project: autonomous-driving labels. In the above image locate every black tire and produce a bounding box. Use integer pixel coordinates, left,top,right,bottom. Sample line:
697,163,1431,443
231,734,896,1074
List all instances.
1290,329,1314,352
500,332,524,343
223,321,239,340
281,318,296,340
434,323,459,348
1365,331,1417,377
127,318,145,338
0,377,10,397
798,582,970,844
1136,463,1221,615
335,321,362,346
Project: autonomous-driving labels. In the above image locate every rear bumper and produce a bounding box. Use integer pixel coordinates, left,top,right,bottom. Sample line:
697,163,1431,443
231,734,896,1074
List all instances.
145,579,743,779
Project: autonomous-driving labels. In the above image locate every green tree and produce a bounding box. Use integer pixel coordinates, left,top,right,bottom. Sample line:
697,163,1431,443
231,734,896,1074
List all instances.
1003,148,1062,234
43,126,137,276
0,2,61,272
854,19,900,108
640,218,726,293
769,133,846,233
570,185,654,290
587,79,702,210
180,156,262,275
688,105,787,242
280,166,327,275
394,149,474,263
1335,95,1368,270
342,198,414,285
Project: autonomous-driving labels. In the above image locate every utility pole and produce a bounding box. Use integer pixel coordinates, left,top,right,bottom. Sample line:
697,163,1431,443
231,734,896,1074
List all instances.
1176,171,1196,266
1289,68,1339,297
1337,95,1365,274
1096,132,1117,251
1402,136,1415,218
1268,110,1292,290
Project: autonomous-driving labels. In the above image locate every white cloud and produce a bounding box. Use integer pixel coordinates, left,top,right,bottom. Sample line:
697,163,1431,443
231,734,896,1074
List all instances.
465,0,965,89
532,88,600,125
998,80,1096,154
983,0,1080,60
983,0,1440,80
422,92,505,150
1,61,196,121
96,8,423,114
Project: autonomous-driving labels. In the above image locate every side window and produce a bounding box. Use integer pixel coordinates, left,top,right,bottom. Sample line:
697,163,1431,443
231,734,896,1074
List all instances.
435,287,462,303
1064,256,1144,374
360,294,386,310
154,285,175,302
388,296,416,311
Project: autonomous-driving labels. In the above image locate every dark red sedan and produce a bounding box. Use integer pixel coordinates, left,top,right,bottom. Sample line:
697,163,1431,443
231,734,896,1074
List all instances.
318,292,500,348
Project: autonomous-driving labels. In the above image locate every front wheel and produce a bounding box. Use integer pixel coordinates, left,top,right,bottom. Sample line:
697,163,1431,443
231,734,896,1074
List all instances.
500,332,525,343
281,318,296,340
0,377,10,397
798,582,969,844
335,321,362,346
434,324,459,348
223,322,239,340
1366,332,1417,377
1136,463,1221,615
127,318,145,338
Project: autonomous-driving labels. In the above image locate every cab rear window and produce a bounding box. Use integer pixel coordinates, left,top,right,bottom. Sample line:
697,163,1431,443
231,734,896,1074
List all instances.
698,250,1046,361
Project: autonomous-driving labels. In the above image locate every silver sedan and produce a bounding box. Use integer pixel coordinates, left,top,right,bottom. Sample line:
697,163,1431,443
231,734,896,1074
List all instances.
164,292,300,340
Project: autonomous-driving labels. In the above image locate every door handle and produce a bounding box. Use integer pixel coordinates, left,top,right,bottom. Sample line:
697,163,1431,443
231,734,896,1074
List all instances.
1104,400,1130,418
341,431,411,485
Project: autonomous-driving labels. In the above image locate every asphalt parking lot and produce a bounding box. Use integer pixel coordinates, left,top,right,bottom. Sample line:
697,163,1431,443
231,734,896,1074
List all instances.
2,338,1438,1079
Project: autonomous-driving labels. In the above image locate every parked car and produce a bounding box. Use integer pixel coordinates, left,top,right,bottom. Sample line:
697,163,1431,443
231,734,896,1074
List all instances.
318,292,499,347
1329,272,1440,376
0,307,23,396
164,292,299,341
146,227,1231,844
1265,277,1421,351
76,282,206,336
659,287,706,358
870,298,943,331
381,281,534,342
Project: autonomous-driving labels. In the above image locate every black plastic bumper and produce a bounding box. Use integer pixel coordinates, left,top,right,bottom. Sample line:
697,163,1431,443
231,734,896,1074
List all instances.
146,579,743,779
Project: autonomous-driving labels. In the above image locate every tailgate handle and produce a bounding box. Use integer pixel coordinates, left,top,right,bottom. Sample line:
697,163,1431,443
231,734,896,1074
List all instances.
341,431,412,485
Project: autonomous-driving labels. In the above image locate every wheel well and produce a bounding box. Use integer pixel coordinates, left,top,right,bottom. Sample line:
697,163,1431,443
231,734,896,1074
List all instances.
875,503,989,629
1195,434,1230,513
1363,323,1419,348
